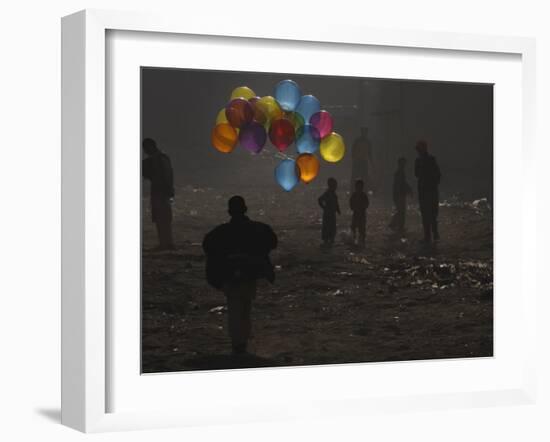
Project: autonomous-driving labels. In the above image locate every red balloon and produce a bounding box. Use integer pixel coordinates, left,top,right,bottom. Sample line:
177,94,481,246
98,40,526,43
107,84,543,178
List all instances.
225,98,253,129
269,118,295,151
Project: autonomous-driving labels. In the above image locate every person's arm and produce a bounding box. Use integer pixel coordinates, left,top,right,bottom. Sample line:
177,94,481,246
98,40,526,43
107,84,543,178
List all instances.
434,158,441,185
167,160,175,198
336,196,341,215
414,158,420,178
397,172,411,196
365,193,370,209
318,193,326,209
162,155,175,198
142,158,152,180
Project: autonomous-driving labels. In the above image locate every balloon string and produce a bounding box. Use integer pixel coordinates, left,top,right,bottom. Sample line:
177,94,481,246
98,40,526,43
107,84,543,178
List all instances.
274,151,295,161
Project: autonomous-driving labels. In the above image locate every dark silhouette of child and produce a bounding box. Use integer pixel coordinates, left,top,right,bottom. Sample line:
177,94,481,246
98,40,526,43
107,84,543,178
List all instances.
142,138,175,250
318,178,341,246
389,157,412,233
349,179,369,247
203,196,277,355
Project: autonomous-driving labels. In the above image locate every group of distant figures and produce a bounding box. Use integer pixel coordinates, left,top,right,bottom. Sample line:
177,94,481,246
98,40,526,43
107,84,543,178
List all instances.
142,134,442,252
319,138,441,249
142,135,442,355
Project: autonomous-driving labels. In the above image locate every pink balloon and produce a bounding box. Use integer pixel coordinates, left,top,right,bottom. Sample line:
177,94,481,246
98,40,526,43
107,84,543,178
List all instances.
309,110,334,139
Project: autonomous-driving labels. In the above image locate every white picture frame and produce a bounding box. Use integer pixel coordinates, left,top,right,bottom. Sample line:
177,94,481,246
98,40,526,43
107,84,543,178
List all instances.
61,9,537,433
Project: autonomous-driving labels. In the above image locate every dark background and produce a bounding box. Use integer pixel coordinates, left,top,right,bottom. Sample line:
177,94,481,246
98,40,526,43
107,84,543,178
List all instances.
141,68,493,201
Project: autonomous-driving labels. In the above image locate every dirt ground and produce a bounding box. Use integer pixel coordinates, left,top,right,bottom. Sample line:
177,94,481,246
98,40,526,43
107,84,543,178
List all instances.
141,184,493,373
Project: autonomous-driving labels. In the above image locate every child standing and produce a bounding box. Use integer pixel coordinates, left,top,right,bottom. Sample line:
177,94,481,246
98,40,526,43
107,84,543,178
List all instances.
349,179,369,247
318,177,341,247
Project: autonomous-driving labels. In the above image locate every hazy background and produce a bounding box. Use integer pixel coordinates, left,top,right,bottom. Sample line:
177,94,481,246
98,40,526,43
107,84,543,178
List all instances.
141,68,493,201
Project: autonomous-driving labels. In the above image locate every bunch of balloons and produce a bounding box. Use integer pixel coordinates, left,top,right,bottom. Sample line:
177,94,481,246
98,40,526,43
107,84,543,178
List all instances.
211,80,346,191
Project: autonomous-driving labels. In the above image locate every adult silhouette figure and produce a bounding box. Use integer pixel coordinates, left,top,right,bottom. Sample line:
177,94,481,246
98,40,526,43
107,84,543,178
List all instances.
414,140,441,243
203,196,277,355
142,138,175,250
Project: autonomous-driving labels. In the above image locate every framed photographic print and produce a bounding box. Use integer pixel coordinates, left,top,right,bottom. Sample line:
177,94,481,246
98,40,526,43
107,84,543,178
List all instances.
61,9,537,433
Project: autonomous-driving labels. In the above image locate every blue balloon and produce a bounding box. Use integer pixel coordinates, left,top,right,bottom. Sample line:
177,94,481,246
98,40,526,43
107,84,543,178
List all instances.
275,159,299,191
296,124,321,154
274,80,301,112
295,95,321,122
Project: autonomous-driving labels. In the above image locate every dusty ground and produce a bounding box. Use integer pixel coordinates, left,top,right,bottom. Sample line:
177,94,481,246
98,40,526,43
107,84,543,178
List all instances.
141,184,493,373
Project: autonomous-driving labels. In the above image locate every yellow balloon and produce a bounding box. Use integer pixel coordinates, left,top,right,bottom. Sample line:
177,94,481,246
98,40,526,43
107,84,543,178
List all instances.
215,108,228,125
211,123,238,153
256,96,283,123
215,108,240,134
320,132,346,163
230,86,256,100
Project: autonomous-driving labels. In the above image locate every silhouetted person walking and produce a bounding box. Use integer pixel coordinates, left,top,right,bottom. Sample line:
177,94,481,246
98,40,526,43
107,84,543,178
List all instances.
389,157,413,233
414,140,441,243
142,138,175,250
203,196,277,355
349,179,369,248
318,178,341,247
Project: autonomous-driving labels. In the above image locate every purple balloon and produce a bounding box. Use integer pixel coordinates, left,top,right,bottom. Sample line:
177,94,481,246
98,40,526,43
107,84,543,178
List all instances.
239,122,267,153
309,110,334,139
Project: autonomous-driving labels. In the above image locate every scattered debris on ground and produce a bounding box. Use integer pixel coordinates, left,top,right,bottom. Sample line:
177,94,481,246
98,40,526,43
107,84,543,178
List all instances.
142,185,493,373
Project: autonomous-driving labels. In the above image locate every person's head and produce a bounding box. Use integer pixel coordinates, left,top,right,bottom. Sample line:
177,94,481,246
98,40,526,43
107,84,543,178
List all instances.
415,139,428,156
327,177,338,191
360,127,369,138
354,179,364,192
397,157,407,168
142,138,159,156
228,195,247,218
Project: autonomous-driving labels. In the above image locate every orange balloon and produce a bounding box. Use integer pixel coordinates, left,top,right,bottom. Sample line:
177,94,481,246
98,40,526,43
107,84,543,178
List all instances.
211,123,238,153
296,153,320,183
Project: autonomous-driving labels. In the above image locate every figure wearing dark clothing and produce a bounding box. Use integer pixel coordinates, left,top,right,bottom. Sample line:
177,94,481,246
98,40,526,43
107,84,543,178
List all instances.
349,180,369,247
414,141,441,242
318,178,341,246
203,196,277,354
142,138,175,250
389,158,413,233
